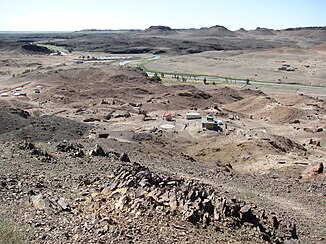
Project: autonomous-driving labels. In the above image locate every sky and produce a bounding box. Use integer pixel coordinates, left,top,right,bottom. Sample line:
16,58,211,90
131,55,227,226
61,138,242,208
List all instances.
0,0,325,31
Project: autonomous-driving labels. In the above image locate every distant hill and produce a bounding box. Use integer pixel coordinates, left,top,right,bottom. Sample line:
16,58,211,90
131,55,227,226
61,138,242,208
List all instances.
2,25,326,55
280,26,326,42
237,28,247,32
248,27,276,35
77,29,141,33
204,25,238,37
143,26,176,35
284,26,326,31
145,26,173,32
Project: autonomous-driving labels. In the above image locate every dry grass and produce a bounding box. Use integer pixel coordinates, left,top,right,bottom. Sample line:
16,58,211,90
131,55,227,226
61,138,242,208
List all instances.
0,215,31,244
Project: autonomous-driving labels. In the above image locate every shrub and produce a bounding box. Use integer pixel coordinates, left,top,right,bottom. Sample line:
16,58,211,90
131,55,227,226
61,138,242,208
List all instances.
203,77,207,84
150,73,161,82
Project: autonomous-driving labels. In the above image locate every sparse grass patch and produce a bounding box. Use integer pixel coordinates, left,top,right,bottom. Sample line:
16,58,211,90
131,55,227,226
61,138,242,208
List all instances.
32,109,42,117
0,215,31,244
161,78,198,85
22,69,31,74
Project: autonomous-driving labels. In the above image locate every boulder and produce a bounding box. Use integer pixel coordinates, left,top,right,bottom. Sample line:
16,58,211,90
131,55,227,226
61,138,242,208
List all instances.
102,99,115,105
103,114,112,120
290,119,300,124
184,209,201,224
304,128,314,133
303,162,323,176
281,220,298,240
57,142,85,157
98,133,110,138
119,152,131,162
112,111,131,118
309,162,323,174
74,149,85,158
19,141,36,150
88,145,107,157
240,205,259,225
30,194,48,210
315,127,324,133
83,117,100,123
20,196,32,208
138,178,150,187
309,139,321,146
57,198,70,211
115,195,128,211
129,102,142,107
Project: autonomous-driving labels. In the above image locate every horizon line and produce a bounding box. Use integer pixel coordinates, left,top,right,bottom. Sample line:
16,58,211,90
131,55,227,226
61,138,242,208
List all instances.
0,24,325,33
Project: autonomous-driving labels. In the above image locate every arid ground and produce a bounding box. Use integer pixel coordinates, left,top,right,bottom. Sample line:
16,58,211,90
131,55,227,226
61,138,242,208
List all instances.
0,26,325,243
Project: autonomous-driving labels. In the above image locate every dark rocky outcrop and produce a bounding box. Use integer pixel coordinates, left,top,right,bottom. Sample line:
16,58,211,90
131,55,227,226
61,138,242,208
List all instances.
22,44,51,54
19,141,57,163
78,162,299,243
145,26,173,32
56,141,85,157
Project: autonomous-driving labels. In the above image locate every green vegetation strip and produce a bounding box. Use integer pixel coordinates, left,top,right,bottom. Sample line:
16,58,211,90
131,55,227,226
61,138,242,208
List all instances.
137,57,326,88
138,61,264,82
34,41,69,53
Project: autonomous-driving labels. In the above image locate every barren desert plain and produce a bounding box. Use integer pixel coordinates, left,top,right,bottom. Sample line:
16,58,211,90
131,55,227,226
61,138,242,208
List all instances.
0,26,325,243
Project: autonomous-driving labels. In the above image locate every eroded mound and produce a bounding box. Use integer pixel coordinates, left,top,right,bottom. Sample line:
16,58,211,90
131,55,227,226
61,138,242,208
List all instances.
0,107,91,142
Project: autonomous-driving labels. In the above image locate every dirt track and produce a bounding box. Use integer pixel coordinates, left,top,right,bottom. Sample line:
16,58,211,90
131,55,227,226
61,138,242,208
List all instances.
0,64,325,243
0,28,325,243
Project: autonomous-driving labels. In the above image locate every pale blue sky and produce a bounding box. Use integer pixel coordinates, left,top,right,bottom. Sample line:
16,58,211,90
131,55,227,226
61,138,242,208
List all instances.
0,0,325,31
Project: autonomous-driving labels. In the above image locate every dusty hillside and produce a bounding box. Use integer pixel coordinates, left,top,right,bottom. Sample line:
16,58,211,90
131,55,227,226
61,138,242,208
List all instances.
0,25,325,243
0,64,325,243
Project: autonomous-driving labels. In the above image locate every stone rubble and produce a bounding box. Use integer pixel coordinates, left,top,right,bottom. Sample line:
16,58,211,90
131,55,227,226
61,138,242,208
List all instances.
19,141,57,163
302,162,324,176
0,141,310,243
56,141,85,157
76,162,299,243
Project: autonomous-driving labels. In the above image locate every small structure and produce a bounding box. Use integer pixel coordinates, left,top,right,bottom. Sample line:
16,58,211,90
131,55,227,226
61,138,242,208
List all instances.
278,65,296,72
35,85,42,93
163,112,175,121
13,91,27,97
186,112,201,120
202,114,223,131
160,124,175,129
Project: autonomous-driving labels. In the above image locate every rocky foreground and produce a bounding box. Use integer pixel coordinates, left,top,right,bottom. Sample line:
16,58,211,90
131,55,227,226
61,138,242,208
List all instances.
0,141,300,243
